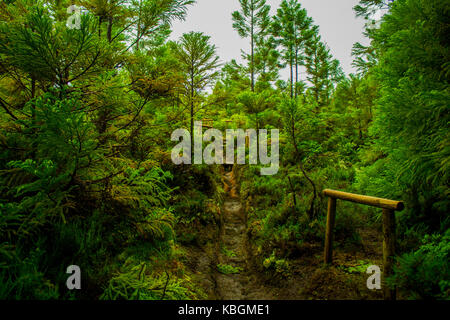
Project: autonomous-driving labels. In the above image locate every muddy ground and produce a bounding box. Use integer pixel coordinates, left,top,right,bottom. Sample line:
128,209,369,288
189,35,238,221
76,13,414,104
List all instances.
181,169,385,300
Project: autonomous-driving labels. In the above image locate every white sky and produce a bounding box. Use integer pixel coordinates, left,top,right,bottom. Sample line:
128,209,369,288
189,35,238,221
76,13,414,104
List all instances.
169,0,369,80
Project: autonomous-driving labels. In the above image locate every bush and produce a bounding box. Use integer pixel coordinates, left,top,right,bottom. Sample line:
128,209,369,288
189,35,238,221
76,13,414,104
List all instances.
216,264,242,274
0,245,59,300
388,230,450,300
100,260,204,300
263,251,290,278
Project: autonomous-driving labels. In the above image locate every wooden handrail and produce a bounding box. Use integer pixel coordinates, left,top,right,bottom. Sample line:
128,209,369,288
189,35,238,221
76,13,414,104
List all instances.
202,118,213,129
323,189,404,211
322,188,404,300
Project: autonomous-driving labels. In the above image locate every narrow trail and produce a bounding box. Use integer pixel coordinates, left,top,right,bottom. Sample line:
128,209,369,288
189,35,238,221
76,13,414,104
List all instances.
185,168,384,300
215,170,275,300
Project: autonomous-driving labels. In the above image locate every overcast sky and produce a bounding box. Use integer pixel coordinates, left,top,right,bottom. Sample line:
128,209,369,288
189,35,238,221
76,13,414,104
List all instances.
169,0,369,79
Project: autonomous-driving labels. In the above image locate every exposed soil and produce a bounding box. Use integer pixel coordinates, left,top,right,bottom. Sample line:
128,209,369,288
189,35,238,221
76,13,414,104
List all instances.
215,171,278,299
183,167,385,300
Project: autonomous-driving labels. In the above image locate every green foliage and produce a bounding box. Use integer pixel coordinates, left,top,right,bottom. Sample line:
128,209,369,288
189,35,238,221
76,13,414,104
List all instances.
0,0,447,301
355,0,449,235
0,92,96,237
0,246,59,300
169,31,220,139
217,263,242,275
351,0,449,300
353,0,392,19
236,89,279,129
0,0,201,300
338,260,373,274
388,230,450,300
262,251,290,277
100,261,204,300
0,5,102,85
221,247,237,258
232,0,271,90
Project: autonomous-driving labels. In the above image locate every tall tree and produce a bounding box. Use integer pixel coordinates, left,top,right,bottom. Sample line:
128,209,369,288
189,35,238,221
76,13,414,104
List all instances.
356,0,449,226
304,34,342,106
0,0,195,300
351,0,392,75
232,0,270,92
272,0,315,98
253,29,280,88
170,32,220,149
353,0,393,19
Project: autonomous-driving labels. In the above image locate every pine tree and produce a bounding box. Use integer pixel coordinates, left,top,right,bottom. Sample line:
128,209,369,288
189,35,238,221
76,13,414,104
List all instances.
356,0,449,227
271,0,315,98
304,34,342,106
304,35,328,105
253,24,280,87
232,0,270,92
170,32,220,149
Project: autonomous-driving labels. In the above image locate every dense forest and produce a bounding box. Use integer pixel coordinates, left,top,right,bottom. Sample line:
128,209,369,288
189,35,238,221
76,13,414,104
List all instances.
0,0,448,300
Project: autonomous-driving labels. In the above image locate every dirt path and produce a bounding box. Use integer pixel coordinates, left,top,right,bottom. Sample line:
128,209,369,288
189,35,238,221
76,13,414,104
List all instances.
215,171,276,300
184,168,383,300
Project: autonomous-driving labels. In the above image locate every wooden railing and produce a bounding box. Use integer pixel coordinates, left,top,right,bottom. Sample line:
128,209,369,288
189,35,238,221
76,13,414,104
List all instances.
322,189,404,300
202,118,213,129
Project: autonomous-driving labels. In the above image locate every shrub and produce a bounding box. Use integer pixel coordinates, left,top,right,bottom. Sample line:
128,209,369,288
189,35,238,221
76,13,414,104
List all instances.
100,261,204,300
263,251,290,278
388,230,450,300
216,264,242,274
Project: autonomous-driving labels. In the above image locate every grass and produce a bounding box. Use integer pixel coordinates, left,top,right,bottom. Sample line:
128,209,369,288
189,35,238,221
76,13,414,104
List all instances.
217,264,242,274
221,246,237,258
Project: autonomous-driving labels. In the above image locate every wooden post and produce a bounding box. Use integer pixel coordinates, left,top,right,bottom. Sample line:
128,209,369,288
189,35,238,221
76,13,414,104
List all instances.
382,208,396,300
321,189,402,299
324,197,337,264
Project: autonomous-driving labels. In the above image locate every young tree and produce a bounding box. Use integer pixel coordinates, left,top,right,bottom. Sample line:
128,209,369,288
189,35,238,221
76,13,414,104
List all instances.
279,97,319,219
332,74,375,146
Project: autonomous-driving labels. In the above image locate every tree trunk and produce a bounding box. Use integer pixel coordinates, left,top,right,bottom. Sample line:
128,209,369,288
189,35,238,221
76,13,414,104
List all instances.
98,16,102,37
250,10,255,92
190,77,195,157
295,49,298,98
291,123,318,219
31,77,36,123
288,176,297,210
290,50,294,99
107,16,113,43
136,2,141,50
